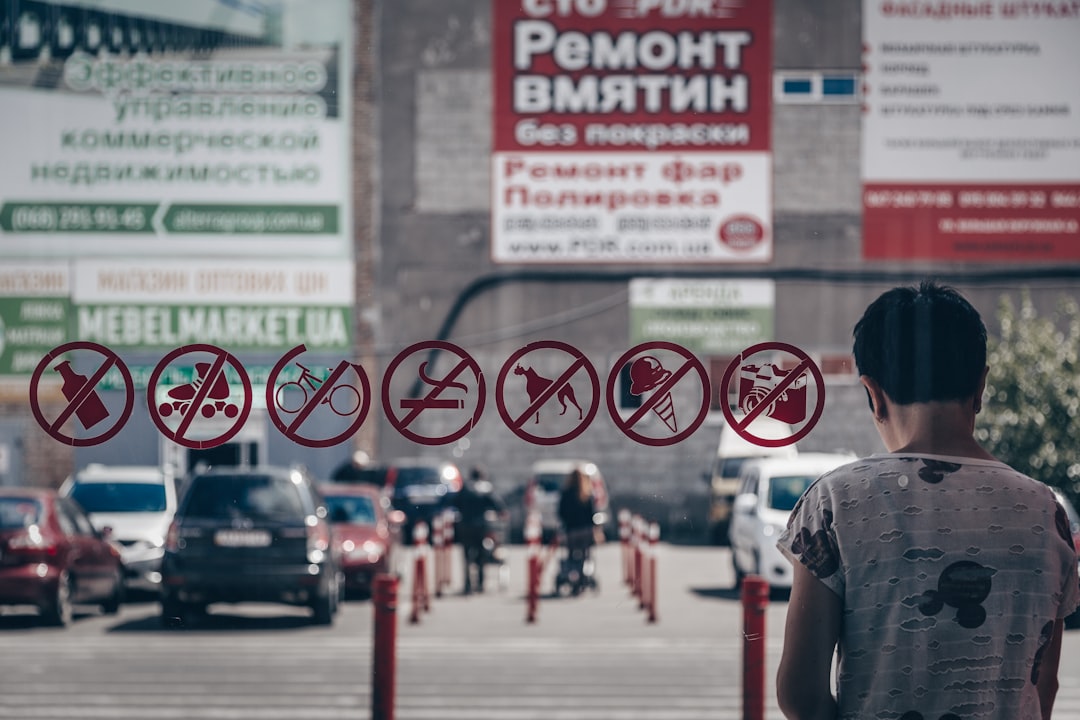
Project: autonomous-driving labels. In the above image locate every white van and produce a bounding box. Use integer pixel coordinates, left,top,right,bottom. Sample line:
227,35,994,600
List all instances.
706,415,797,545
60,464,179,594
728,452,856,588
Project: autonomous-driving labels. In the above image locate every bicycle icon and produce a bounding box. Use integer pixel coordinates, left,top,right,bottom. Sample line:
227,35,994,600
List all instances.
275,362,361,417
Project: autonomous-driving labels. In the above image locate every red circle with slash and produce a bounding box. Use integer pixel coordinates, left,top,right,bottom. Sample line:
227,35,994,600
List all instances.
719,341,825,448
382,341,485,446
30,341,135,447
495,341,600,446
606,341,710,447
266,344,371,448
147,344,252,450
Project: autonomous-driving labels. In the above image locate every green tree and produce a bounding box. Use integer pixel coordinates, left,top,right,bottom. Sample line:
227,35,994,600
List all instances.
976,291,1080,505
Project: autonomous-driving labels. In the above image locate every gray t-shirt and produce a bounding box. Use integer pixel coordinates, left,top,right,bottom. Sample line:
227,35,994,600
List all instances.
778,453,1080,720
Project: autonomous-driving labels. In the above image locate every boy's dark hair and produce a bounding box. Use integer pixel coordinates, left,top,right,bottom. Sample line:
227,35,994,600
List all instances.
852,280,987,405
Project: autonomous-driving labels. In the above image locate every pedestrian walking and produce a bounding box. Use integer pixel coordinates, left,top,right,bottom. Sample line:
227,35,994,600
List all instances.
556,466,601,595
455,466,500,595
776,281,1080,720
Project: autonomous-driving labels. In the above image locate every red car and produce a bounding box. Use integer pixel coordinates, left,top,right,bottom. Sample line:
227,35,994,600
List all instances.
0,488,124,626
319,483,399,598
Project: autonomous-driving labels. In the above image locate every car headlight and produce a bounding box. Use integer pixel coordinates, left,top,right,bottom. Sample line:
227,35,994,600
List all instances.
343,540,383,562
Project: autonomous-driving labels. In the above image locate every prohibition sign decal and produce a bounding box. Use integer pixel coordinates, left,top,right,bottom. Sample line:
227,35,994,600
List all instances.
266,344,372,448
147,344,252,450
719,341,825,448
382,341,485,446
495,341,600,446
30,341,135,447
606,342,710,447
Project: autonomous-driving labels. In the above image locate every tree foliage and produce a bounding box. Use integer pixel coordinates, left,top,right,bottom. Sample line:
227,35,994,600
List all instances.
976,291,1080,504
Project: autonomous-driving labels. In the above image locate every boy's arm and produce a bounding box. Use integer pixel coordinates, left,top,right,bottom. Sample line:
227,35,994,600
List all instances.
1037,618,1064,720
777,561,842,720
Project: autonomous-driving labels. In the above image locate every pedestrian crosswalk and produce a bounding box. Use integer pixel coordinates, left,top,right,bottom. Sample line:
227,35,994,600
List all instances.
3,543,1080,720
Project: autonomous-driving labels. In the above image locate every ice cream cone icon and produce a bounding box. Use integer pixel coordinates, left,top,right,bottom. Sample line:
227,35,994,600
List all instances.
629,356,678,433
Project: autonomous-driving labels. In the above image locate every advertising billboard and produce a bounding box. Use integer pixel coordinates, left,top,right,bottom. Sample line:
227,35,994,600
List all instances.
0,0,354,373
629,278,774,354
491,0,773,264
862,1,1080,260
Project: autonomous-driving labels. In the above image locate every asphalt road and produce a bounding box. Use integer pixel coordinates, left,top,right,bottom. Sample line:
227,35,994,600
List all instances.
2,544,1080,719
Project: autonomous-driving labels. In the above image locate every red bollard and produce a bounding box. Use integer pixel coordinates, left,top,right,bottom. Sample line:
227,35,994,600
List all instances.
646,522,659,624
372,574,398,720
432,513,444,599
741,575,769,720
633,515,645,607
409,522,430,624
441,509,455,595
524,511,541,624
618,509,632,588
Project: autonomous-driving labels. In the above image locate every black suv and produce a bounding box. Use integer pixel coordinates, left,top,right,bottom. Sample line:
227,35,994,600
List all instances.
160,466,340,626
388,458,462,542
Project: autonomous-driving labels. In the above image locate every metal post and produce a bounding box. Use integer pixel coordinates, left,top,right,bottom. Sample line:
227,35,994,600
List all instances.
633,515,644,607
618,508,632,588
741,575,769,720
409,521,429,624
524,511,541,624
432,513,444,598
647,521,659,624
372,574,398,720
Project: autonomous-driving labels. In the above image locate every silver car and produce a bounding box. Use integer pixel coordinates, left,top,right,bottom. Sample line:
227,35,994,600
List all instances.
61,464,179,594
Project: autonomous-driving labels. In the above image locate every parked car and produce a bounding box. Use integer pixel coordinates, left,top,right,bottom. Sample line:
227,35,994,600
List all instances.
706,415,798,545
318,483,399,598
160,466,341,626
728,452,856,589
386,458,462,542
524,459,610,544
60,464,178,595
0,488,124,626
1052,489,1080,628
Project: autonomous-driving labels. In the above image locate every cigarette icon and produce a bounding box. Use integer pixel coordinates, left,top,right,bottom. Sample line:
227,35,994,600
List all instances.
399,398,464,410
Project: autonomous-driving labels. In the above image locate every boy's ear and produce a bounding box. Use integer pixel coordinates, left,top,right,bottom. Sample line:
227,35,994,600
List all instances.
860,376,888,422
974,366,989,414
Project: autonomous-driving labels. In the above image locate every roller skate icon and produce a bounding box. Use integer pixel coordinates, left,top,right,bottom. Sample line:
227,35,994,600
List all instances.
158,362,238,419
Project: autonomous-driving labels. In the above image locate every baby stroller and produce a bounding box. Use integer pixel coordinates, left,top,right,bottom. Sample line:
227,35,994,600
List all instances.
555,526,598,596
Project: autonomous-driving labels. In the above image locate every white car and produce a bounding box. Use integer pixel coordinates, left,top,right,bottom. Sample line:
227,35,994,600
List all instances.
728,453,855,589
60,464,179,594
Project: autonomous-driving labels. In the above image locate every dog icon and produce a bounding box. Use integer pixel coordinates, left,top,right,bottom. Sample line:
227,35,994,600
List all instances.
514,364,583,424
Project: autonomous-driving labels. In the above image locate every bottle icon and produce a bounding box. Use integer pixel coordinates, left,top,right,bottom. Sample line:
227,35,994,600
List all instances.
55,360,109,429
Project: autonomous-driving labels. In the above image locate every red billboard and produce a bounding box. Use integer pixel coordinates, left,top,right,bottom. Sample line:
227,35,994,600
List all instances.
492,0,773,264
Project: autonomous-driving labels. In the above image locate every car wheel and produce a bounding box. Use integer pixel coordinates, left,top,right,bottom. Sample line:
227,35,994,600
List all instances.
101,570,124,615
160,597,195,628
42,571,74,627
311,590,334,625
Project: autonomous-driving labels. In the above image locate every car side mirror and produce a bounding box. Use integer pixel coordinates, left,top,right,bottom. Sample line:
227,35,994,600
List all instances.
733,495,758,514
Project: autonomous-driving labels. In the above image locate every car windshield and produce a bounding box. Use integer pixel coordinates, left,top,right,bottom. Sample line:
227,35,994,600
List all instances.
534,474,564,493
69,482,167,513
719,458,750,479
324,495,377,525
767,476,816,512
183,475,305,521
0,498,41,529
394,467,442,488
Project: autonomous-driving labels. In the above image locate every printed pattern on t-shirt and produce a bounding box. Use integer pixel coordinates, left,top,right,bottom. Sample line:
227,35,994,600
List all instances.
778,454,1080,720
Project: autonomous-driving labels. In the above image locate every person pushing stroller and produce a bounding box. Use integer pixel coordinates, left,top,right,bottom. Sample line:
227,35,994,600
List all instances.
555,467,602,596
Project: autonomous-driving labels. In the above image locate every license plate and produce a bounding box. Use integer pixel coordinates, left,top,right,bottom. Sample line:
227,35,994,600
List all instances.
214,530,271,548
